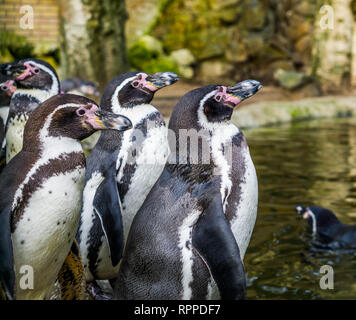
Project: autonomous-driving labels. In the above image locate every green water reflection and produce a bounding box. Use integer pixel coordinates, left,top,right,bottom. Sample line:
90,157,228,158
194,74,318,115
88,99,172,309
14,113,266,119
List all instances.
243,118,356,300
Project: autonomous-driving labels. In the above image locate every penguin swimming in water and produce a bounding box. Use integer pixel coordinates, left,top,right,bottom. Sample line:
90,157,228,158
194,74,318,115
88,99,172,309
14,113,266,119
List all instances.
296,205,356,249
5,59,60,163
114,80,262,300
77,71,178,298
0,74,16,170
60,78,100,97
0,94,132,300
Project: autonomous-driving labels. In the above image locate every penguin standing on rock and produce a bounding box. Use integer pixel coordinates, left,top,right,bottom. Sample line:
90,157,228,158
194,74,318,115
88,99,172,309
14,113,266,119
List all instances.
77,71,179,298
296,205,356,249
5,59,60,163
115,80,262,300
0,94,132,300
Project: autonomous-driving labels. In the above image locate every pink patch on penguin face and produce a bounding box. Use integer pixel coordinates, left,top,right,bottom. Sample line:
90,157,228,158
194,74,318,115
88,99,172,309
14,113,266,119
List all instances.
213,86,227,103
131,73,158,92
224,94,241,105
213,86,242,107
16,62,40,81
82,104,103,129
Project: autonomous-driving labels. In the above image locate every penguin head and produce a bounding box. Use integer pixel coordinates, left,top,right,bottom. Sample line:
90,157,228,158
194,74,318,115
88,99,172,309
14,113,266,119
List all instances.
78,80,100,97
0,74,16,106
9,58,60,92
169,80,262,132
101,71,179,111
23,94,132,145
0,62,16,77
296,205,341,235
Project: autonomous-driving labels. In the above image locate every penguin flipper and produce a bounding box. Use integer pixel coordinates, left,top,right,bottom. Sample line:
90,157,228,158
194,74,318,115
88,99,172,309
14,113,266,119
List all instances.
0,204,15,300
57,240,86,300
93,173,124,267
192,197,246,300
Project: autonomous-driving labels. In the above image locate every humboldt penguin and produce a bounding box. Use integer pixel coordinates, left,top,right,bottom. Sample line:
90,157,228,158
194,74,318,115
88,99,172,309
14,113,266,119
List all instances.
60,78,100,97
77,71,178,297
5,58,60,163
0,74,16,170
0,94,132,300
114,80,262,300
296,205,356,249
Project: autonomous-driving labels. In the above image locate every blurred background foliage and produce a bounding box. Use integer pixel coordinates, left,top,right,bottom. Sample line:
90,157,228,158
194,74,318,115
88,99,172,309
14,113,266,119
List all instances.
0,0,356,94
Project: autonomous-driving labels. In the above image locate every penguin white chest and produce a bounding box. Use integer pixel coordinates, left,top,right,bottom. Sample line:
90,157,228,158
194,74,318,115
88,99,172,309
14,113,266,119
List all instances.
119,124,169,240
210,125,258,259
12,167,85,300
6,115,28,162
230,146,258,259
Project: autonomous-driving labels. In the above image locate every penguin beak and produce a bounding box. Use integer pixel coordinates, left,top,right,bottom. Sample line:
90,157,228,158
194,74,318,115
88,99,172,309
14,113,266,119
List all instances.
87,109,132,131
7,63,27,79
145,72,179,90
225,79,262,107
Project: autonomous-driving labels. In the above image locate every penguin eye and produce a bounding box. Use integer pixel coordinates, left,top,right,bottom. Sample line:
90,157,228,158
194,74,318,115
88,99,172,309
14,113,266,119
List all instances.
33,68,40,74
214,95,222,102
76,108,86,116
1,85,7,91
131,80,140,88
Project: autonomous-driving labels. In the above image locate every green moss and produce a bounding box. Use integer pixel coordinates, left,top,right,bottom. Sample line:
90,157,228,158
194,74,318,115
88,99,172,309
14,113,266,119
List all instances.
128,39,179,74
289,106,311,118
0,31,35,60
0,31,60,65
139,57,179,74
128,43,156,67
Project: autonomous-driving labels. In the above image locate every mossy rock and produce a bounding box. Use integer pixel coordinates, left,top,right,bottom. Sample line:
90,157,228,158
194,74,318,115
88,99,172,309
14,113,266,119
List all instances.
0,31,35,60
128,37,179,74
128,35,164,67
137,56,179,74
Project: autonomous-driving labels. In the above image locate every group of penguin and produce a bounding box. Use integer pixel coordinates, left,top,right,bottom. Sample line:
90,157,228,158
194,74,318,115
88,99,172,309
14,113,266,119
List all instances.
0,58,354,301
0,58,263,300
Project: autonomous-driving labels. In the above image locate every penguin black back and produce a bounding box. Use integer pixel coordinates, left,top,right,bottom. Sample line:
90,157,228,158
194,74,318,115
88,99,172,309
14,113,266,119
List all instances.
296,205,356,248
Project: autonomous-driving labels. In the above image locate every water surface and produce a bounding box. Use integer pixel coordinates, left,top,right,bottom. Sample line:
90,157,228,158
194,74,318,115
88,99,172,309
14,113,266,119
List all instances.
243,118,356,299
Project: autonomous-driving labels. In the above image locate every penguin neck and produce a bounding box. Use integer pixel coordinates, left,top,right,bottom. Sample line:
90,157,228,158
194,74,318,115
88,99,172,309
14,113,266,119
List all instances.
14,85,58,105
23,133,83,160
166,163,215,185
111,102,157,126
97,129,123,152
22,108,83,157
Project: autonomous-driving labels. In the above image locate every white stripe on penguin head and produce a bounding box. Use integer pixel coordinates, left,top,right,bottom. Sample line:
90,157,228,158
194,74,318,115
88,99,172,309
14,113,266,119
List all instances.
110,76,137,114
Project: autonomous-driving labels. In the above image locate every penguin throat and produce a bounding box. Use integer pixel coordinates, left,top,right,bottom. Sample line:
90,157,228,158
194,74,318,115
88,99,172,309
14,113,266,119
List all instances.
14,88,53,103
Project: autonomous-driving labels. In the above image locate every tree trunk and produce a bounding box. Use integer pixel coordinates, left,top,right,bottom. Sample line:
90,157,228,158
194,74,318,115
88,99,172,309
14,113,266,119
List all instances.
311,0,353,93
59,0,128,90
